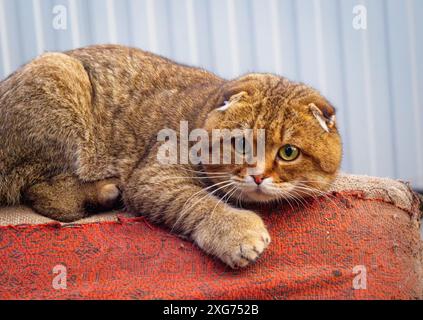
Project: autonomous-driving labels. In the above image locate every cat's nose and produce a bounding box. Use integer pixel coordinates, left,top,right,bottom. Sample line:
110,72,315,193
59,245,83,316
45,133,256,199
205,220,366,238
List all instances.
251,175,263,185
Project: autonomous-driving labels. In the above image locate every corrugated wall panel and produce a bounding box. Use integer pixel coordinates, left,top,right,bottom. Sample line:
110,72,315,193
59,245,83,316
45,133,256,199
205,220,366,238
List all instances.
385,0,422,188
0,0,422,189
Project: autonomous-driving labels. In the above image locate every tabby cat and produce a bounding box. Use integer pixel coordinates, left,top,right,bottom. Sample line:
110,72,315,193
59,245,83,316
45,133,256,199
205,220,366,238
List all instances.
0,45,342,268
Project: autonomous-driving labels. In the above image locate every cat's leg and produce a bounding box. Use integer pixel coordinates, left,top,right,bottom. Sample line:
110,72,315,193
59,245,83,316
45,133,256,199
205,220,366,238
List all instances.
23,174,120,222
122,157,271,269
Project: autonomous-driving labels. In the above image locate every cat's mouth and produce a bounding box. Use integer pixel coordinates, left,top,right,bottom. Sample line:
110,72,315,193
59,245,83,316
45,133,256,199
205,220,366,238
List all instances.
240,186,293,203
231,176,297,203
242,189,276,202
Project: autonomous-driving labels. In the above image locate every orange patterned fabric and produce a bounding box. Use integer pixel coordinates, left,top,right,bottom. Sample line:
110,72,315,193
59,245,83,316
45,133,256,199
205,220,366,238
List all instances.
0,193,422,300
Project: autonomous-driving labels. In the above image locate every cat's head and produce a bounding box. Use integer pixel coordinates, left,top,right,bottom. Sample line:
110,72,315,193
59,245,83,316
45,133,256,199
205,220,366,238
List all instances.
201,73,342,203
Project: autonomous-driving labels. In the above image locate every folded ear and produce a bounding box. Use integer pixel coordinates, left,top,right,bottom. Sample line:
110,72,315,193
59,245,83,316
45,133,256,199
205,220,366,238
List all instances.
215,77,260,112
216,91,248,111
308,102,336,133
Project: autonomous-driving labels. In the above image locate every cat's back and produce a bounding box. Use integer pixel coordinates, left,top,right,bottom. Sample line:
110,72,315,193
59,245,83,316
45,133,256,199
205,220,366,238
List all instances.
66,45,222,94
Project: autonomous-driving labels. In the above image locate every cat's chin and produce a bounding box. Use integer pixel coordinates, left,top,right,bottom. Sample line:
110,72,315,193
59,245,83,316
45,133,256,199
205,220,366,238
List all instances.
240,189,280,203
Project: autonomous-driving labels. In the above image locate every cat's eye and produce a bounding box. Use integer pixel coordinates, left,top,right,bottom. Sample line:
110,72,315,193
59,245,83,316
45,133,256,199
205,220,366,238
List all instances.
278,144,300,161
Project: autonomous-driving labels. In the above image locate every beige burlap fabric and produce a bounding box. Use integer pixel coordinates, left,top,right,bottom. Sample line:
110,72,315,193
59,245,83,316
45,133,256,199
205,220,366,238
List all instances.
329,173,421,219
0,173,421,226
0,207,128,226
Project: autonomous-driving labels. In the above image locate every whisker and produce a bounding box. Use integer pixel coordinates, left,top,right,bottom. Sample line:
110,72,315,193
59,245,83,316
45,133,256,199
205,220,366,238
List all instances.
288,189,311,208
178,167,230,175
171,180,235,232
286,192,304,208
210,185,238,219
283,194,296,211
181,180,234,213
176,179,232,215
293,183,341,210
160,175,230,182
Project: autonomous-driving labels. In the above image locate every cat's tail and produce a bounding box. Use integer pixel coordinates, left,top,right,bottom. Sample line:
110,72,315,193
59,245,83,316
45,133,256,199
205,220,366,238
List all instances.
0,159,43,205
0,163,27,205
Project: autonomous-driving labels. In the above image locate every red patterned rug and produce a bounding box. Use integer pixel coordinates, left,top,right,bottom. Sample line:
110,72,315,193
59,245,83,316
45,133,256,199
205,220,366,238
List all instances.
0,193,422,299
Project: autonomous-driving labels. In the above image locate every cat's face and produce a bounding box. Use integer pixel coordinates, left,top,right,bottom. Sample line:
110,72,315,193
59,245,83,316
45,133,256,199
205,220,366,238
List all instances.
202,74,342,204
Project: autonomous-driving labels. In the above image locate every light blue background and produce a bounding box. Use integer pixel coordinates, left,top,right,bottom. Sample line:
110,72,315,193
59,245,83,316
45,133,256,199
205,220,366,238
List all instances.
0,0,422,189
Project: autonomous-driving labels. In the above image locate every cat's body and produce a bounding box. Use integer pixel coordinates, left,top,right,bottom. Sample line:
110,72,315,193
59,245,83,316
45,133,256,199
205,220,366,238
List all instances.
0,45,342,268
0,45,222,204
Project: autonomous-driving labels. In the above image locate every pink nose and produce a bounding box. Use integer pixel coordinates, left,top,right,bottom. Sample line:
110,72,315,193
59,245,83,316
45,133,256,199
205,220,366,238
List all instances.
252,175,263,185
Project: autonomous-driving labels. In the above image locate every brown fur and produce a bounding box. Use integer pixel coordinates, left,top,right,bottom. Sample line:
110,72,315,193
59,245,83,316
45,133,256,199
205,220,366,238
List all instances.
0,45,342,268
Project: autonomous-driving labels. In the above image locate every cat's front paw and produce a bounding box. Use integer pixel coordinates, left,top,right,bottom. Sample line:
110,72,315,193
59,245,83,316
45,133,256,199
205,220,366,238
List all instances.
221,226,271,269
192,209,271,269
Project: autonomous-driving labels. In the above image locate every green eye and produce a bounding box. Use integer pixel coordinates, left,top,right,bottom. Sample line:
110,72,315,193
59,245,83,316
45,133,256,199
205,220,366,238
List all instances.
278,144,300,161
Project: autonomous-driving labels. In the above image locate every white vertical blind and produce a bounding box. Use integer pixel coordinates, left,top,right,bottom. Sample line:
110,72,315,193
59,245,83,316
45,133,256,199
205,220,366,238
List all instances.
0,0,422,189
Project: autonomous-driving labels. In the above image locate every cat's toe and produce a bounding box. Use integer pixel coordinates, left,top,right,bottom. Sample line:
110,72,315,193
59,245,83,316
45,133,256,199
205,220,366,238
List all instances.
192,209,271,269
224,229,271,268
241,243,263,262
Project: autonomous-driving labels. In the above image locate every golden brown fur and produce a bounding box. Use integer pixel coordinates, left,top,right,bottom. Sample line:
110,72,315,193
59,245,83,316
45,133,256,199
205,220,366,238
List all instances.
0,45,342,268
